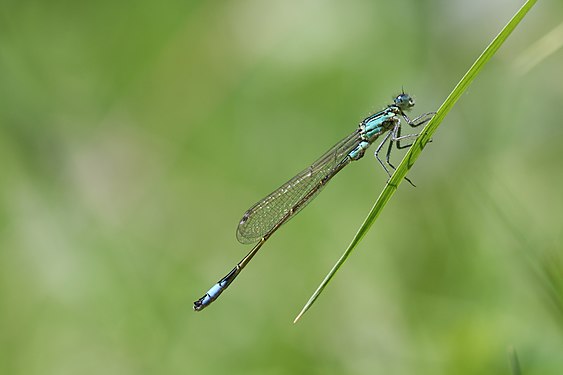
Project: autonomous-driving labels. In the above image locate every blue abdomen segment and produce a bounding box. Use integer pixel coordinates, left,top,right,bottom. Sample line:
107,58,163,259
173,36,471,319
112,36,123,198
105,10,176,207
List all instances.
348,141,370,160
194,281,225,310
207,283,224,300
194,266,239,311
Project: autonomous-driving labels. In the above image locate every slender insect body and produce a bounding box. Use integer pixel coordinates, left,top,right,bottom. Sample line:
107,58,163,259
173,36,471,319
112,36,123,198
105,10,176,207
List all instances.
194,92,434,312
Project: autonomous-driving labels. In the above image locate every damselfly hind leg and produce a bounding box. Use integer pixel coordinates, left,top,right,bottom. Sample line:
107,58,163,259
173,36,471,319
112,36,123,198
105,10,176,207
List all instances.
374,132,393,178
374,132,416,187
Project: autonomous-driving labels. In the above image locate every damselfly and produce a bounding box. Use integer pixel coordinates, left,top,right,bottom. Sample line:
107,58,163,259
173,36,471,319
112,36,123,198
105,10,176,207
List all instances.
194,92,434,311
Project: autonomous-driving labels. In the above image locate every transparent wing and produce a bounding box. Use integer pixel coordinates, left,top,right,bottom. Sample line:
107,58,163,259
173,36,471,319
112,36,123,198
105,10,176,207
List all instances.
236,129,363,244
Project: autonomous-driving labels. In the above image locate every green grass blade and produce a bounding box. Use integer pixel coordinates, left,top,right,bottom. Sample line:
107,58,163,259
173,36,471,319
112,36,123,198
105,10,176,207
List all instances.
508,346,522,375
294,0,538,323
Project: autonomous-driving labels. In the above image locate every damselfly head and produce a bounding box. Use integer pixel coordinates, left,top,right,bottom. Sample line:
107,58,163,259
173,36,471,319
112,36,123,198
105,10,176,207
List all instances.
393,93,415,111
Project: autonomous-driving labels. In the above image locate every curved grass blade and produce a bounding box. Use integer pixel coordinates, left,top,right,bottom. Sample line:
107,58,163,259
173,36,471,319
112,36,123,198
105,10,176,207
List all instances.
508,346,522,375
294,0,538,323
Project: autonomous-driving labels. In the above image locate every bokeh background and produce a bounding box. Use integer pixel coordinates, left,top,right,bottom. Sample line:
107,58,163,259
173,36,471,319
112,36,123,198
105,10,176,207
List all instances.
1,0,562,374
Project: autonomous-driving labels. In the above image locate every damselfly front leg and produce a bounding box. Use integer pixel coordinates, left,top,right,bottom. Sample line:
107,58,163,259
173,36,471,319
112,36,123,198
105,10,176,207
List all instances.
375,111,435,186
395,111,436,149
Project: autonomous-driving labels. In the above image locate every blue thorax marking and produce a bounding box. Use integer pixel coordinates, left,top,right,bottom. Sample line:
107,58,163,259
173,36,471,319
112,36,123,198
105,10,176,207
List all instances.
348,108,398,161
363,108,397,141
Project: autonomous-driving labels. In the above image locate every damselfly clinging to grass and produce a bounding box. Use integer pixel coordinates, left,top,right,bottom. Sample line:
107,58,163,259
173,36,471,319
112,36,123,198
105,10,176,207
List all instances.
194,92,434,311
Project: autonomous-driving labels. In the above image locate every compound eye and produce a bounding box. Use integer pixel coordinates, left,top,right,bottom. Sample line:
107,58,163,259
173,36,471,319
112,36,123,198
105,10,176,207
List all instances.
394,93,414,109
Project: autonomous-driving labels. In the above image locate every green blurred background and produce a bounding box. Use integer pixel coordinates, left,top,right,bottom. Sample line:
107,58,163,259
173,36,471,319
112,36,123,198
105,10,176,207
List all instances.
1,0,562,374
